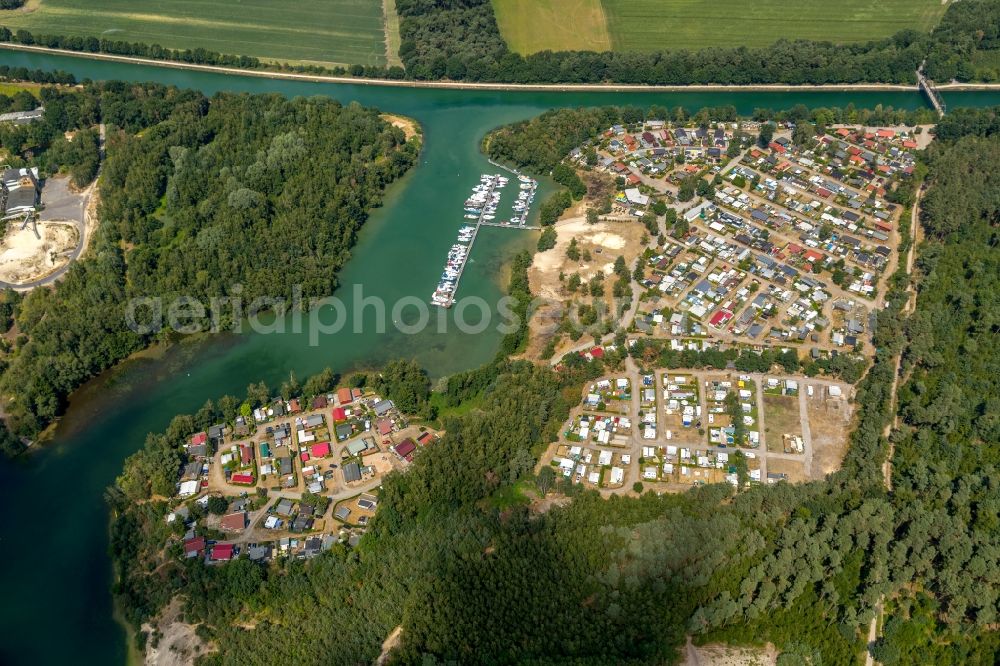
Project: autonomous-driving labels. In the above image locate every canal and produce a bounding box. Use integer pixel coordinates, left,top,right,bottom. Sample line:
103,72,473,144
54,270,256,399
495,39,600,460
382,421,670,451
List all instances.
0,49,995,665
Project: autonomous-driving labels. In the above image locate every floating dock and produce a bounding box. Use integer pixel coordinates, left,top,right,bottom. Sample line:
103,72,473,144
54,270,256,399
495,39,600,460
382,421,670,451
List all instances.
431,168,539,308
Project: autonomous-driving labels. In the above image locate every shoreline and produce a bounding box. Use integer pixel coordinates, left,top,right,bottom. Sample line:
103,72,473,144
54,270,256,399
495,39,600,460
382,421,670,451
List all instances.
4,42,1000,92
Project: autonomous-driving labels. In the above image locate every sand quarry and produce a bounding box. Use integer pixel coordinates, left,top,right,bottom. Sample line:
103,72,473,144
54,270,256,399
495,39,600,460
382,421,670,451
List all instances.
0,219,79,285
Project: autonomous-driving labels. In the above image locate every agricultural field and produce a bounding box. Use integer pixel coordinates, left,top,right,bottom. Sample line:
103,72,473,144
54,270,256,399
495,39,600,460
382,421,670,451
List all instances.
494,0,948,54
492,0,610,54
0,0,391,67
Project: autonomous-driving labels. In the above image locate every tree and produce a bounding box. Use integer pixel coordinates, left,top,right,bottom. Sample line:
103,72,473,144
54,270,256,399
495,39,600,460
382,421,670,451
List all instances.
757,123,774,148
537,226,557,251
632,481,644,493
536,465,555,495
303,367,337,397
207,495,228,515
566,237,580,262
246,381,270,407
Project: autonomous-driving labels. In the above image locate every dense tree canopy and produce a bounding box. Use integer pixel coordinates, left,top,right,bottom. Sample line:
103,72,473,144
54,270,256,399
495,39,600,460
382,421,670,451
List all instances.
0,83,418,440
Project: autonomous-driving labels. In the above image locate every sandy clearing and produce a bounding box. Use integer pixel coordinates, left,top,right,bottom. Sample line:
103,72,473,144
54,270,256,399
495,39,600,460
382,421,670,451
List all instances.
681,639,778,665
524,214,647,359
380,113,419,141
143,598,214,666
0,220,79,284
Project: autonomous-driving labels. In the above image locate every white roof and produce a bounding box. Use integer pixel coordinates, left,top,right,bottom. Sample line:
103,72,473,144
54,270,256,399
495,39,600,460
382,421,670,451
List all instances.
624,188,650,206
178,480,199,497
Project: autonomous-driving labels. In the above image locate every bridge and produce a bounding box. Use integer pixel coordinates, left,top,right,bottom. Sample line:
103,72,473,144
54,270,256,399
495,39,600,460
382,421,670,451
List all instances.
916,63,946,118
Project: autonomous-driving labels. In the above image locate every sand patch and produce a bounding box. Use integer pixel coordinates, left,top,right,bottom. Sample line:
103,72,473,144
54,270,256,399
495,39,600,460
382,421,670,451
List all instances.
0,219,79,285
680,639,778,665
523,215,647,360
143,598,214,666
380,113,419,141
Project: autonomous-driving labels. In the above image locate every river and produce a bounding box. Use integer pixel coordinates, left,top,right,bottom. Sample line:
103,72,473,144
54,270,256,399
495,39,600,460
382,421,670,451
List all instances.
0,49,995,665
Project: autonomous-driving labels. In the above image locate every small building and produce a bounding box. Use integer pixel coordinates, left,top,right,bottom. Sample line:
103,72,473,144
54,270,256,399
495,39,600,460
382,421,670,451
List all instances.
394,438,416,459
342,462,362,483
231,472,254,485
0,107,44,125
373,400,394,416
334,506,351,521
183,537,206,559
210,543,235,561
178,480,199,497
220,512,248,532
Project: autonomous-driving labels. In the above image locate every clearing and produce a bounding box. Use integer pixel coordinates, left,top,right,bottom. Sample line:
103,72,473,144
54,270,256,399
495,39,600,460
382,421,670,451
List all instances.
525,215,646,359
763,394,802,453
142,598,214,666
0,220,79,285
805,385,855,477
0,0,389,67
495,0,948,53
492,0,611,54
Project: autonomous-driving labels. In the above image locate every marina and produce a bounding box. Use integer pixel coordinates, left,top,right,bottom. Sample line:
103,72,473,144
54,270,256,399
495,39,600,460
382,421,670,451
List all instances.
431,169,538,308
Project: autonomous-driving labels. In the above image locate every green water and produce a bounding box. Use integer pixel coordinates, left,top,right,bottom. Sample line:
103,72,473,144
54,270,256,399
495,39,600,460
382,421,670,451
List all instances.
0,49,997,665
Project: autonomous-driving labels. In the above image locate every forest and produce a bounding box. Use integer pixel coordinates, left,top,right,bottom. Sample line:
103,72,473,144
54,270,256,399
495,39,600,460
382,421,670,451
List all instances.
0,82,419,444
106,106,1000,664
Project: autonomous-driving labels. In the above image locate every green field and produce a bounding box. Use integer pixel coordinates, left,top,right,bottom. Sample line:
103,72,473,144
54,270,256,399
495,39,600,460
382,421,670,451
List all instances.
492,0,610,54
495,0,949,54
0,0,391,67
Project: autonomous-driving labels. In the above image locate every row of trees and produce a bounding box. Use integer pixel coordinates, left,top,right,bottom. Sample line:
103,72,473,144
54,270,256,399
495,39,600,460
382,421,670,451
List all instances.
6,0,1000,85
397,0,1000,85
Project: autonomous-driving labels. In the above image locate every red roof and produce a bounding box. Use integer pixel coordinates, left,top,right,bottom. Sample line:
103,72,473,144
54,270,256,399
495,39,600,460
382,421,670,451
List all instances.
191,432,207,446
709,310,732,327
627,174,641,185
184,537,206,555
394,439,416,458
768,142,786,154
590,347,605,359
331,407,347,421
377,418,392,436
231,472,254,485
311,442,331,458
417,432,432,444
300,451,310,462
220,512,247,531
288,399,301,413
211,543,235,561
836,128,851,137
337,387,353,404
239,444,252,465
804,250,823,263
876,129,895,138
